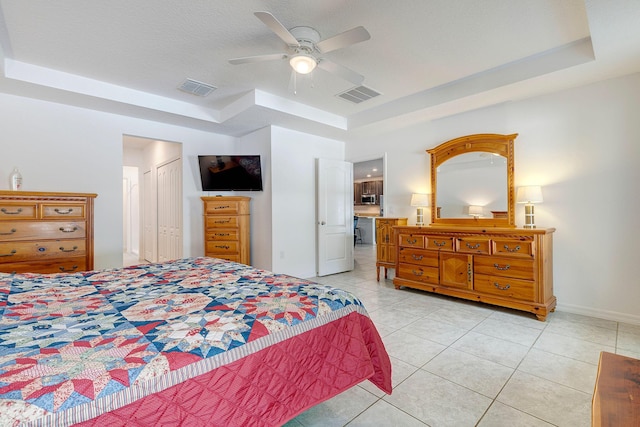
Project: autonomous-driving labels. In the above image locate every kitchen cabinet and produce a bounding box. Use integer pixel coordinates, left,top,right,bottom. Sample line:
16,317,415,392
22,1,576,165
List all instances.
354,180,383,205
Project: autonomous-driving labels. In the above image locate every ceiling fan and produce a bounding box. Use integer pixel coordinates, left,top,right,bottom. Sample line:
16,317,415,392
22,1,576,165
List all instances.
228,11,371,86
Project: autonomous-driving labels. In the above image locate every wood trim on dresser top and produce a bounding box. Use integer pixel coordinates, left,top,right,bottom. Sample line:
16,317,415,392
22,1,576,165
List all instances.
392,225,555,321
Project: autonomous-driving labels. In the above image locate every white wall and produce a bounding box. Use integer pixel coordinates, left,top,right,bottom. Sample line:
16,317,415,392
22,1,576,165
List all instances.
270,126,345,278
346,72,640,324
0,93,236,268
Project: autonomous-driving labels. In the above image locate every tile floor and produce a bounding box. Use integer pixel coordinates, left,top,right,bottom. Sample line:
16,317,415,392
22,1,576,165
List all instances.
285,244,640,427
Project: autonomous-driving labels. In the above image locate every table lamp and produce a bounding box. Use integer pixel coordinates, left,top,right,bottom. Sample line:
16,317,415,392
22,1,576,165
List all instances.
516,186,543,228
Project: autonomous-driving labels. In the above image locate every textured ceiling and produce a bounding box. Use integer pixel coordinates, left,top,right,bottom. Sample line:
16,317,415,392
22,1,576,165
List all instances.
1,0,639,141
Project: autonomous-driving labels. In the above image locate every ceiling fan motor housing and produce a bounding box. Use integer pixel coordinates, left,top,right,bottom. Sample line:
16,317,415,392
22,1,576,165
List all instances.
289,26,321,55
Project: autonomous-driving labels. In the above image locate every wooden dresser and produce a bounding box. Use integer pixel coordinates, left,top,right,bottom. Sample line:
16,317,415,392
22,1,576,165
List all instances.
202,196,251,265
392,226,555,320
0,190,97,274
375,217,407,281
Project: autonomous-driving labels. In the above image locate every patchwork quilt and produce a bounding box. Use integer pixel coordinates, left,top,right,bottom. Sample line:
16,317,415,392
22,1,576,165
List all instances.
0,257,391,426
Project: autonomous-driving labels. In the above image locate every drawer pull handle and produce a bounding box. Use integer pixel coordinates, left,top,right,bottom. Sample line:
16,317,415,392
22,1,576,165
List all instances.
0,228,17,235
494,263,511,271
215,245,230,249
214,205,231,210
465,242,481,249
503,244,521,253
59,246,78,253
433,240,446,247
1,208,23,215
0,249,17,257
59,226,79,233
54,208,74,215
406,238,417,244
59,265,79,272
494,283,511,291
412,269,424,276
216,233,230,236
411,254,423,261
214,220,231,224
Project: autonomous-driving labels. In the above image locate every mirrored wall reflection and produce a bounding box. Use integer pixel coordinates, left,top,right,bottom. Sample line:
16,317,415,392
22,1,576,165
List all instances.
436,152,507,218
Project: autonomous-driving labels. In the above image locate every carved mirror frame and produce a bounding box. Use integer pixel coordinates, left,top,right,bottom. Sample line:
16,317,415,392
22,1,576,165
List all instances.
427,133,517,227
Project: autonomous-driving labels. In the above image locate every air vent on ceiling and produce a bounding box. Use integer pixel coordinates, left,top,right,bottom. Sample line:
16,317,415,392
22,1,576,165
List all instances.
337,85,381,104
178,79,217,97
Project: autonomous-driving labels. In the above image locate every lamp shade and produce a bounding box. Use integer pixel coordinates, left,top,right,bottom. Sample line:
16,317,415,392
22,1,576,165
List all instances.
516,186,543,204
410,193,430,207
468,205,483,217
289,54,317,74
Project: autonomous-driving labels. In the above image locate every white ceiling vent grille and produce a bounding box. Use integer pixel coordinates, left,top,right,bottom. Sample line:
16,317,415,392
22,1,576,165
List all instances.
337,85,381,104
178,79,217,97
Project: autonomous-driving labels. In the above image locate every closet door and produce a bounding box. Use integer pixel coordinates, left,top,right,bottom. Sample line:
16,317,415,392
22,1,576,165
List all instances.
156,158,182,262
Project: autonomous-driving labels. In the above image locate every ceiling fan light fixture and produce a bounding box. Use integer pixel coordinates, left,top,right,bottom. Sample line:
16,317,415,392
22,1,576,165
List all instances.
290,54,317,74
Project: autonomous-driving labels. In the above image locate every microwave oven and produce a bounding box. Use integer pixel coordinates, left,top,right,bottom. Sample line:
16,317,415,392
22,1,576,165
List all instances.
361,194,376,204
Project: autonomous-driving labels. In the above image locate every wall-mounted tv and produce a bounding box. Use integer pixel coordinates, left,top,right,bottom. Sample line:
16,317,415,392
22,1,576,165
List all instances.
198,155,263,191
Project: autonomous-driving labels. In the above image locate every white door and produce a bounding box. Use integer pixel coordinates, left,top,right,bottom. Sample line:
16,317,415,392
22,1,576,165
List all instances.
157,158,182,262
143,170,154,262
317,158,354,276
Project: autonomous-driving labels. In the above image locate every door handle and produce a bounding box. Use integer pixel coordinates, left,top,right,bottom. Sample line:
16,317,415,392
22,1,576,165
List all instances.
320,221,326,225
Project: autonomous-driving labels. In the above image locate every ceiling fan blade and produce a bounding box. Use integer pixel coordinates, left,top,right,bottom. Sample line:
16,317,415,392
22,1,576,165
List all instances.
316,26,371,53
254,11,300,47
317,59,364,86
228,53,287,65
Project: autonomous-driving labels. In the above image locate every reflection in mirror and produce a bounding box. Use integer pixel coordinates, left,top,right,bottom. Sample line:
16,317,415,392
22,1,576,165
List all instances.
436,152,507,218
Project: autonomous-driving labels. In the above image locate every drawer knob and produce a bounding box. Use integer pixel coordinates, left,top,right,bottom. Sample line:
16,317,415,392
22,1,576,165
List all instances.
433,240,446,247
494,282,511,291
54,208,74,215
59,246,78,253
0,228,17,236
411,254,423,261
493,263,511,271
59,226,79,233
465,242,480,249
503,244,521,253
1,208,22,215
0,249,17,257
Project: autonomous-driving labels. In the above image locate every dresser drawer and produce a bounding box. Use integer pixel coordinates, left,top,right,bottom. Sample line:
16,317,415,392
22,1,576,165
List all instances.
206,241,240,255
474,256,535,280
425,235,454,251
397,264,439,285
0,257,87,274
457,237,490,254
0,203,37,219
205,216,240,229
492,239,534,258
397,247,438,267
474,274,535,301
398,234,425,248
206,229,240,241
204,200,242,215
42,203,86,219
0,221,87,241
0,240,87,263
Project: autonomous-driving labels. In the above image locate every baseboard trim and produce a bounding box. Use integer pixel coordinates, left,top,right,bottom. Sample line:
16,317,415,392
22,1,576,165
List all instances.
556,303,640,326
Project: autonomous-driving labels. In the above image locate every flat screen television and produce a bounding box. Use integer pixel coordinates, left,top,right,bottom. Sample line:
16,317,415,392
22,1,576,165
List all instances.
198,155,263,191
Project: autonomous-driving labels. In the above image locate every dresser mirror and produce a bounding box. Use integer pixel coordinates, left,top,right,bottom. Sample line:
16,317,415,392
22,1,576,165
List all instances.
427,133,517,227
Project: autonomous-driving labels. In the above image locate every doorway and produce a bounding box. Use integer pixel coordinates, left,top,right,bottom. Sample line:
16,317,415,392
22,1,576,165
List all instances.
352,156,385,245
122,135,183,266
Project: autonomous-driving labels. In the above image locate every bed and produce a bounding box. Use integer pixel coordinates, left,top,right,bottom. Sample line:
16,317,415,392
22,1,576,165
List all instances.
0,257,391,426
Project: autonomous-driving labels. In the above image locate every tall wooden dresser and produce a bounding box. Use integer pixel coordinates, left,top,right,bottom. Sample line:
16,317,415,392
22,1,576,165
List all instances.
375,217,407,280
393,226,555,320
202,196,251,265
0,191,97,274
